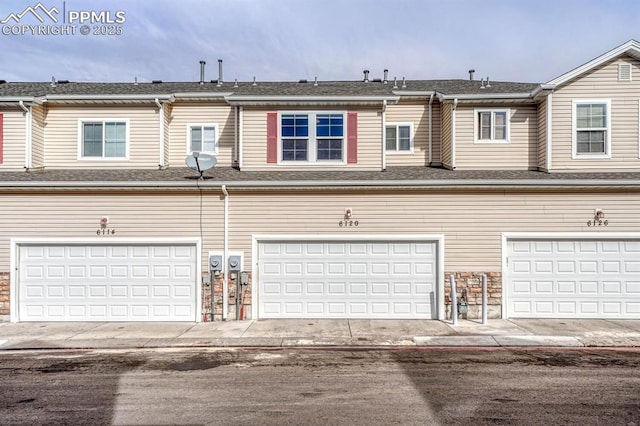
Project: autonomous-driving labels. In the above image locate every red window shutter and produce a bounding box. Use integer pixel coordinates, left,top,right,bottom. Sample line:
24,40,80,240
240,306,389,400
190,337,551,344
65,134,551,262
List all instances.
266,112,278,163
0,113,3,164
347,112,357,163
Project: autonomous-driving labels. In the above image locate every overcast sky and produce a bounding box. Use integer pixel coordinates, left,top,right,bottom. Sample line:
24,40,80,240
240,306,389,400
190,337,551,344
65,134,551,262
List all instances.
1,0,639,84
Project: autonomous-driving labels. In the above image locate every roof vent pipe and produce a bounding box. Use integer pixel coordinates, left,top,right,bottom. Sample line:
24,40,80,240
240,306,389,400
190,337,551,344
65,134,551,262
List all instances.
199,60,206,85
217,59,223,87
363,69,370,82
51,76,56,88
314,76,318,86
485,77,491,88
401,77,406,88
383,69,388,84
480,78,485,89
252,76,257,86
393,77,398,89
468,69,475,81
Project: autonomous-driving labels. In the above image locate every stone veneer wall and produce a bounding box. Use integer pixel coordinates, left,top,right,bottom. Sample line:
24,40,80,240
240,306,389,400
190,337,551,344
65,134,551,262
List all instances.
203,272,253,322
0,272,9,317
445,272,502,319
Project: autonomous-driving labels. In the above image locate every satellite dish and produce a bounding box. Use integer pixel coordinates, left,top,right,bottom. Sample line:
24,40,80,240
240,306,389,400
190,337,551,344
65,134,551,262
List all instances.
185,152,217,178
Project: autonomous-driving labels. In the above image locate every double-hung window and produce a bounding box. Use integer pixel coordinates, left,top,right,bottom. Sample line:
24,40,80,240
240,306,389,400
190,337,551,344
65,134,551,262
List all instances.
573,100,611,158
281,114,309,161
80,120,128,159
281,112,344,163
385,124,412,152
188,124,218,155
475,109,509,143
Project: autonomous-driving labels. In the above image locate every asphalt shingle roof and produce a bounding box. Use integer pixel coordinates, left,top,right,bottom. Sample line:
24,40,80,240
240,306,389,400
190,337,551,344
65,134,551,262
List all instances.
0,79,540,98
1,167,639,187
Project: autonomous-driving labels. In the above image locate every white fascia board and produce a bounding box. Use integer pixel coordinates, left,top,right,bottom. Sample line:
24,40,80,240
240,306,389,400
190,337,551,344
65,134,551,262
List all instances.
225,95,400,105
45,94,174,101
547,39,640,86
0,96,35,102
3,179,640,189
531,84,556,98
438,93,533,101
173,92,233,99
393,90,436,96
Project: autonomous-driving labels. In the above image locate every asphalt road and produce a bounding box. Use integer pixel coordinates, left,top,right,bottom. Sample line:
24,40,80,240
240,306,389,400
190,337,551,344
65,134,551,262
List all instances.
0,347,639,425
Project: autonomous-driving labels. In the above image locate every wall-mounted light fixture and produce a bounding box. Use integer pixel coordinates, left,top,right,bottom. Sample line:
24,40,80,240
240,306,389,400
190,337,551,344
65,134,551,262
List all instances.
595,209,605,219
344,208,353,219
100,216,109,228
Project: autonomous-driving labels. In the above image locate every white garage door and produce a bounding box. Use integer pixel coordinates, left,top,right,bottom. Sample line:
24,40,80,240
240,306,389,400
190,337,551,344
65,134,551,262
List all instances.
18,243,198,322
506,239,640,318
258,240,438,319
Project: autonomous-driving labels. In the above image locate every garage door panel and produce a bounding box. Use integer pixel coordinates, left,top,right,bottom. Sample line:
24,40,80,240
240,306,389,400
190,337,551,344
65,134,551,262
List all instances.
19,243,197,322
258,240,437,319
507,239,640,319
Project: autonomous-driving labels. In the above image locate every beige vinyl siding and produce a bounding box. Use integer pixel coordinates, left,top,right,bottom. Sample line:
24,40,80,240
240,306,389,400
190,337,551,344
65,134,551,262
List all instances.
44,105,160,169
163,104,170,167
1,188,639,278
454,105,538,170
441,103,452,169
168,102,234,167
225,189,640,272
383,99,443,166
31,105,45,168
537,97,548,171
384,101,429,166
431,100,442,165
0,191,224,272
552,55,640,170
0,109,26,170
241,107,382,171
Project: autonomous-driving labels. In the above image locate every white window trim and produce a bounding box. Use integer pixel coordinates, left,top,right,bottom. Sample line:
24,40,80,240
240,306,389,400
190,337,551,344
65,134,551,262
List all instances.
77,118,130,161
385,122,414,154
186,123,219,155
571,99,612,159
277,111,347,165
473,108,510,144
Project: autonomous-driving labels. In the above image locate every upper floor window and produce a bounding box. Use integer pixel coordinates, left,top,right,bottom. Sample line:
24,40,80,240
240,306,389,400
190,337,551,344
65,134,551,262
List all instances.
188,124,218,155
280,112,344,163
475,109,509,143
79,120,128,159
573,100,611,158
385,124,412,153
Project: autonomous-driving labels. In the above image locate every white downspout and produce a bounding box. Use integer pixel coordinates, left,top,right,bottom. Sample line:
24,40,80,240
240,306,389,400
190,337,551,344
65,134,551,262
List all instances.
19,101,31,169
428,92,434,165
546,93,553,172
381,99,387,171
239,106,244,169
451,98,458,170
233,106,238,166
155,98,165,168
221,184,229,320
